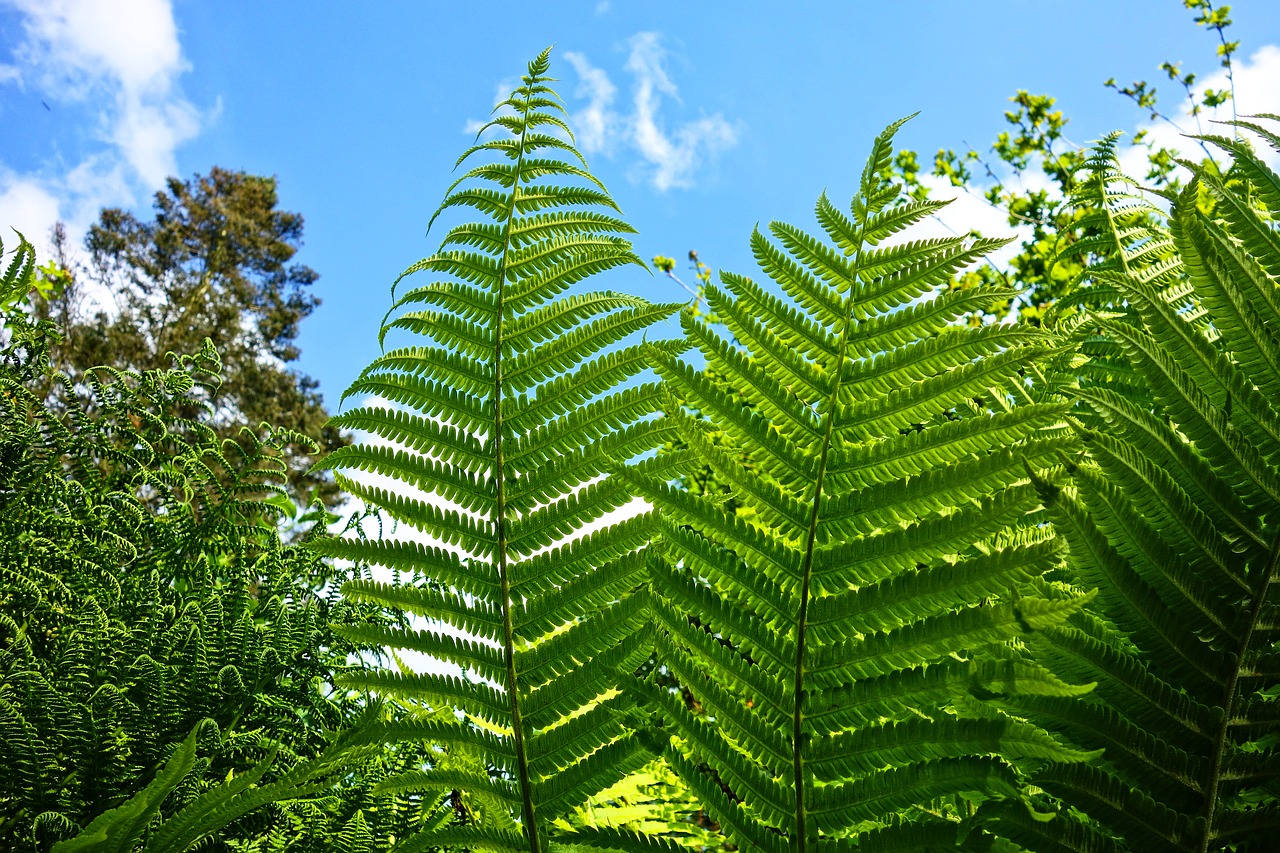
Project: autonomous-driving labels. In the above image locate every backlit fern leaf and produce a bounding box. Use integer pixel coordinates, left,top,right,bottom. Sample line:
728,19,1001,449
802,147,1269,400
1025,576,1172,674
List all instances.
625,118,1095,851
993,120,1280,853
314,49,683,853
1048,133,1176,413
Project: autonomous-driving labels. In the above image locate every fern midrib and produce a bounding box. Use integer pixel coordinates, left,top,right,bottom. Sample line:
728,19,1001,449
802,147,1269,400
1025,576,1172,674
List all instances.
1196,527,1280,853
1102,182,1133,278
790,227,869,852
492,86,541,853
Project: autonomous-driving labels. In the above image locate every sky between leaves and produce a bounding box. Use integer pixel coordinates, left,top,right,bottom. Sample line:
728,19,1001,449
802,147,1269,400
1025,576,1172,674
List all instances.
2,0,1280,408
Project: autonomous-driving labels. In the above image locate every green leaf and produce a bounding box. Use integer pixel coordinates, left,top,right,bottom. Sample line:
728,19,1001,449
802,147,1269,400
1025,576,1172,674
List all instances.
641,117,1089,851
315,48,678,853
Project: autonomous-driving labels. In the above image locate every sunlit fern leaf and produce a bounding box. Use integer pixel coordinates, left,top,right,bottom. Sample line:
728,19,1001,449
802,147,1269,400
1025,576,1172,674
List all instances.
312,49,685,853
558,759,729,852
992,120,1280,853
1047,133,1178,416
0,230,37,310
623,117,1096,852
1066,133,1180,290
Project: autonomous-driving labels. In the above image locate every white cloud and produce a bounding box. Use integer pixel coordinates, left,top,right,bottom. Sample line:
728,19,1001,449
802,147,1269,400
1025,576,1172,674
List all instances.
563,33,739,192
0,0,207,259
563,50,618,155
0,173,61,247
625,32,737,191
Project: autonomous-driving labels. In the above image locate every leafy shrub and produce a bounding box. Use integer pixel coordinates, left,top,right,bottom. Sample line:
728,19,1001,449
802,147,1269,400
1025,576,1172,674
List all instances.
0,246,393,851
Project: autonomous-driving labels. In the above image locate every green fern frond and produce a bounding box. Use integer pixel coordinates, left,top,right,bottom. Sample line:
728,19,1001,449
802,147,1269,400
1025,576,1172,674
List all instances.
314,49,681,853
0,230,38,311
997,119,1280,852
50,720,377,853
633,118,1091,850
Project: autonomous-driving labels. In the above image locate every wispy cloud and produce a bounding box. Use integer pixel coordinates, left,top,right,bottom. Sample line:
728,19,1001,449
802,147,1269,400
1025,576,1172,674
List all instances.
0,0,209,256
562,50,618,154
623,33,737,191
563,33,739,192
462,34,738,191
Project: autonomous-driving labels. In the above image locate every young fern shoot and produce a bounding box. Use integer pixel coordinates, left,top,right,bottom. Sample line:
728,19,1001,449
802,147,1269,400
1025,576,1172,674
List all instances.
313,50,686,853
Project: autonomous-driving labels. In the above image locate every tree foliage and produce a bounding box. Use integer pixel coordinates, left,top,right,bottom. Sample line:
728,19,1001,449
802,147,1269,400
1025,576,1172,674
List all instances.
37,168,348,509
0,251,409,851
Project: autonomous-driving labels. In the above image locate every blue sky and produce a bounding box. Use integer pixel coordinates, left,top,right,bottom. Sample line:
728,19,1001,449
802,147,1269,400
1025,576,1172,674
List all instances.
3,1,1280,411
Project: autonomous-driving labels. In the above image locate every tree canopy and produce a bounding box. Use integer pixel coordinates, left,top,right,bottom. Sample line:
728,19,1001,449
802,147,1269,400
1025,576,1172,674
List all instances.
38,168,348,509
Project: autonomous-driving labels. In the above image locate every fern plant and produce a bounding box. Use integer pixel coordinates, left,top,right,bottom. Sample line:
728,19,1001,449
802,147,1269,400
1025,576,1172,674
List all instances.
0,231,37,315
49,719,377,853
622,117,1098,851
315,49,686,853
991,120,1280,852
0,237,396,851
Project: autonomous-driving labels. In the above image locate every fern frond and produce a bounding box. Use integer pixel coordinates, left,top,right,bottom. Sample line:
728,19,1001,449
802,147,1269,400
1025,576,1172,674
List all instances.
640,118,1091,850
0,229,37,310
1011,120,1280,852
317,49,680,853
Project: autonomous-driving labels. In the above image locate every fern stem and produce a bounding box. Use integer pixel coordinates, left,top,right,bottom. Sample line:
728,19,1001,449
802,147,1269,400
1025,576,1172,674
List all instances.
1197,527,1280,853
790,229,867,852
1102,189,1132,278
492,81,541,853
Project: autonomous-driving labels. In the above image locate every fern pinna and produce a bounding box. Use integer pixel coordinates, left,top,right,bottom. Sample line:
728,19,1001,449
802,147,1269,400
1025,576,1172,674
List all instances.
623,118,1096,852
315,50,685,853
993,122,1280,853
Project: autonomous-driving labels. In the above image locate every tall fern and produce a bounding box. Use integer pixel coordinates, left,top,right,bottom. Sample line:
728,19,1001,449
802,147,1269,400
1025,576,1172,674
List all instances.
314,50,685,853
623,118,1097,851
993,121,1280,852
